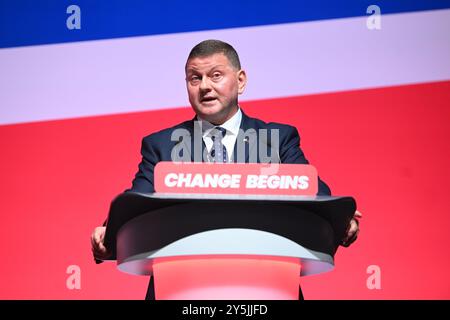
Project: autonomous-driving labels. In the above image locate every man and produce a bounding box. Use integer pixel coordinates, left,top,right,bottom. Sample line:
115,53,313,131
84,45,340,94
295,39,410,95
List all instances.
91,39,361,299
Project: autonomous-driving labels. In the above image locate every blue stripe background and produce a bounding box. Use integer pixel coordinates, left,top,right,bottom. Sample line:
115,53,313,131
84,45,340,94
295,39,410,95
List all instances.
1,0,450,48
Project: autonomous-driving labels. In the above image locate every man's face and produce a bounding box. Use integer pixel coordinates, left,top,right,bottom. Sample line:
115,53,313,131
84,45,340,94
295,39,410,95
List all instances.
185,53,247,125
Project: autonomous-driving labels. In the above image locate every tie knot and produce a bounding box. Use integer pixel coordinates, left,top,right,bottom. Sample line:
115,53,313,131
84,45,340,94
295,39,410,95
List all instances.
211,127,227,141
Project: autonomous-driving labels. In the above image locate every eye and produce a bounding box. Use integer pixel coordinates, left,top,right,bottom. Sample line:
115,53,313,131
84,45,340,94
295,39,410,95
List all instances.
189,75,201,84
211,72,222,80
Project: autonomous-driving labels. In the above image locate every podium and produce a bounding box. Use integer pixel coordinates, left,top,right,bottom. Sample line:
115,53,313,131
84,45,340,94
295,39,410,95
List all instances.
103,192,355,300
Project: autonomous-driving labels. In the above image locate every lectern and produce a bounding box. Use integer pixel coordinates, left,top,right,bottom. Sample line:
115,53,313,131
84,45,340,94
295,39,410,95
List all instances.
103,192,355,300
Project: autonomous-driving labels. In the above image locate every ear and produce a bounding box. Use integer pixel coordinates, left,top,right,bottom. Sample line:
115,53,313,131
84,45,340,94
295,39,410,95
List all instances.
237,69,247,95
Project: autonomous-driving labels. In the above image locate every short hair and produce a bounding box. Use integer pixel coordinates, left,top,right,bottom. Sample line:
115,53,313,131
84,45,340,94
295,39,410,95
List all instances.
186,39,241,70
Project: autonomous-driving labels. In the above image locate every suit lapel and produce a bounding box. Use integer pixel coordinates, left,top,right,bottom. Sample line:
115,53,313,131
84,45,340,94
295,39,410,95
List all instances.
185,117,207,162
233,111,258,163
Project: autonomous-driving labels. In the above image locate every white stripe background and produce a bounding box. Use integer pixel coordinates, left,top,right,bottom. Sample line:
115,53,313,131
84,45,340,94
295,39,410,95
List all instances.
0,9,449,125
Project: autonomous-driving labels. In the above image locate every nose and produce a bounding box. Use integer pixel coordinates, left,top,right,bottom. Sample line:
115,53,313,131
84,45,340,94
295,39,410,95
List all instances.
199,76,212,92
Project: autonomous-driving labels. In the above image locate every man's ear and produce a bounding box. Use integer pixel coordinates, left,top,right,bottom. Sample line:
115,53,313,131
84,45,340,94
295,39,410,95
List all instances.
237,69,247,95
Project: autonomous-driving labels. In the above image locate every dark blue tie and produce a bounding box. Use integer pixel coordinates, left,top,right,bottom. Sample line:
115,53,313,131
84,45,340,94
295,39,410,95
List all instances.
210,127,228,163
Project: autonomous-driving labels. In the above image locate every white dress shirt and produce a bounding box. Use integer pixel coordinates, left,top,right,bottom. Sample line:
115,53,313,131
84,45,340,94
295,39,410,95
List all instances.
197,108,242,162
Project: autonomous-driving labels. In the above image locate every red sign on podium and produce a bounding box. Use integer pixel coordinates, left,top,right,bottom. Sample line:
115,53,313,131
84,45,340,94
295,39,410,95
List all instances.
154,162,318,195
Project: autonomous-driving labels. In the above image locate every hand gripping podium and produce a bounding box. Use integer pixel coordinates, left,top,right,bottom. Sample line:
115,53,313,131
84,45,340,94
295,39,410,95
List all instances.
103,192,356,300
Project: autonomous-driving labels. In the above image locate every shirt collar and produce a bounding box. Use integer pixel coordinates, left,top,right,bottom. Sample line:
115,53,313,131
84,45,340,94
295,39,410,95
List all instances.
197,107,242,138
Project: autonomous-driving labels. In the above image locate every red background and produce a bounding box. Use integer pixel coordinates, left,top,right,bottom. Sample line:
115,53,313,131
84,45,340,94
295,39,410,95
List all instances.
1,81,449,299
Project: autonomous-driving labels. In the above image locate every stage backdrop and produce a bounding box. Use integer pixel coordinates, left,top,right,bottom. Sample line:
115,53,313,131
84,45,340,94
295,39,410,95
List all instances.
1,0,449,299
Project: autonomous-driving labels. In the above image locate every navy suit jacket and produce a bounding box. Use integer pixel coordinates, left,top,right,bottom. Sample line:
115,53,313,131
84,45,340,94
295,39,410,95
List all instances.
129,110,331,195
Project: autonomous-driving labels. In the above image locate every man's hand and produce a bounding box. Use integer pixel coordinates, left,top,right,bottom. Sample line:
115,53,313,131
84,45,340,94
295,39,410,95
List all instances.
91,226,111,260
341,210,362,247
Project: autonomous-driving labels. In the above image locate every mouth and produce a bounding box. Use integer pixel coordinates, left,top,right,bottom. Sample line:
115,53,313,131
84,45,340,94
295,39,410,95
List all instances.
200,96,217,104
